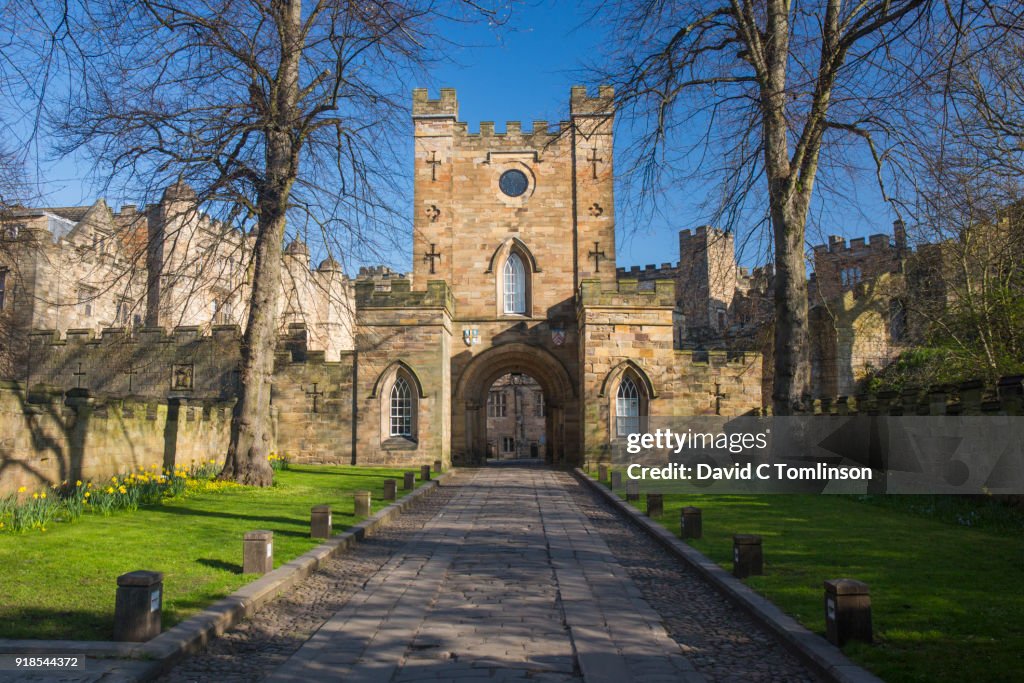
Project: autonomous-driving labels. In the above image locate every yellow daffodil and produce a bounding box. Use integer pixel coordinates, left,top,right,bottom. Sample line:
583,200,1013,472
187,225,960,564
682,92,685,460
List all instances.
118,486,127,494
84,491,90,498
40,492,46,499
76,480,83,487
32,493,39,499
17,486,26,493
106,487,114,494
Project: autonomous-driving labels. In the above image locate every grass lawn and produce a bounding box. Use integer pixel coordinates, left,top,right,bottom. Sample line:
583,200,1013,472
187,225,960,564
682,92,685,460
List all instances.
595,475,1024,683
0,465,427,641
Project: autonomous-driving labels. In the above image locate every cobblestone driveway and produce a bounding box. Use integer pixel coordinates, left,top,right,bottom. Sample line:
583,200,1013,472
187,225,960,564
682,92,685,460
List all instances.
159,467,818,682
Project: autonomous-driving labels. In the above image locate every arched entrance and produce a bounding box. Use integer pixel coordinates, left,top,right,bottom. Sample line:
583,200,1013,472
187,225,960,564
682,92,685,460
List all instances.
485,372,546,461
453,343,577,466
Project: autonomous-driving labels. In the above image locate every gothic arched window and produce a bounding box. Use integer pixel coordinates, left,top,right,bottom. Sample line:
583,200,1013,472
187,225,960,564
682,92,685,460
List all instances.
390,377,413,437
616,376,641,436
503,252,526,314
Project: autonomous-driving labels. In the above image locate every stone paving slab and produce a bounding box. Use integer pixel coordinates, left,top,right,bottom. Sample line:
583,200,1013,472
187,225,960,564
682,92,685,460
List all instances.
261,467,707,683
154,467,824,683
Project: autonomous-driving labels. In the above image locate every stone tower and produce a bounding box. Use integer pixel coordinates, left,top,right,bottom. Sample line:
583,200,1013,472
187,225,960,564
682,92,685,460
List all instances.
677,226,739,335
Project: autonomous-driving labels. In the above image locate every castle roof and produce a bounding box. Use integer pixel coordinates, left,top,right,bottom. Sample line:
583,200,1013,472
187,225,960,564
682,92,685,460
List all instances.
284,239,309,256
318,256,341,272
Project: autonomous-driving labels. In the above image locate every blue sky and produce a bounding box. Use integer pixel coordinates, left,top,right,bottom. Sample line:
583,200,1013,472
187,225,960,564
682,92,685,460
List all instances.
35,0,896,273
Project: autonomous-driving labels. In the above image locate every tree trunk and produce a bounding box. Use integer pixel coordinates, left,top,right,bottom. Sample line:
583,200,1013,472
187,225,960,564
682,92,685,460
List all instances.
220,0,302,485
771,200,811,415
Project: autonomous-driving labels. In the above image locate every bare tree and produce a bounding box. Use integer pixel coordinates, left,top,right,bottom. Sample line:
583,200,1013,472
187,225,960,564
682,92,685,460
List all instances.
891,3,1024,384
588,0,940,413
51,0,506,484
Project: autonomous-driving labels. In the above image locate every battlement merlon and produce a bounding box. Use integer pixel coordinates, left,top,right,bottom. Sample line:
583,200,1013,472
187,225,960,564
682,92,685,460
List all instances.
570,85,615,116
354,278,454,314
412,88,458,118
616,262,677,276
578,278,675,308
26,324,244,347
674,349,763,367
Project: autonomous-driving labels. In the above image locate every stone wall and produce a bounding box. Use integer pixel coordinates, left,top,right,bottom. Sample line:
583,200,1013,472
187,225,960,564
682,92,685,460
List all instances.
271,352,355,465
810,232,902,302
795,375,1024,416
353,279,453,467
28,325,243,400
809,272,908,398
411,86,616,322
0,382,233,496
23,322,362,469
578,278,763,462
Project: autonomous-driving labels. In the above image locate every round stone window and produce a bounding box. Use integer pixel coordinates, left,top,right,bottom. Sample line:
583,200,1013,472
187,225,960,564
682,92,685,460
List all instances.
498,169,529,197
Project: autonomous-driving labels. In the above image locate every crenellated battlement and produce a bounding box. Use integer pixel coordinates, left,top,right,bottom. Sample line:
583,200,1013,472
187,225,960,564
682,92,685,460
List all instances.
412,87,458,118
674,349,761,367
355,278,454,312
812,232,896,255
569,85,614,116
791,375,1024,416
616,262,678,280
28,324,243,347
578,278,675,307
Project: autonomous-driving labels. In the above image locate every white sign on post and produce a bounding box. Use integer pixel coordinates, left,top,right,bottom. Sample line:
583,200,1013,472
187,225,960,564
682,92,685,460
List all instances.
150,589,161,613
827,598,836,621
267,542,273,559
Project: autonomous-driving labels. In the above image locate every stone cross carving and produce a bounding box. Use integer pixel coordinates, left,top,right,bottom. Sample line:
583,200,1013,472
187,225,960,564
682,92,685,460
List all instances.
587,146,603,180
73,362,87,389
714,382,728,415
425,204,440,222
588,203,603,217
423,243,442,274
124,364,138,394
588,241,607,272
425,151,442,181
306,382,324,414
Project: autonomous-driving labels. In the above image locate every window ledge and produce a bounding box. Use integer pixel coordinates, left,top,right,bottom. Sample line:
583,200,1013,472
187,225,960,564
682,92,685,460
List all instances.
382,436,418,451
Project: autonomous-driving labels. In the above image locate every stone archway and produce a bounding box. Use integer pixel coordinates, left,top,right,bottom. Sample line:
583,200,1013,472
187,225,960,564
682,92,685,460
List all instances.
453,343,577,466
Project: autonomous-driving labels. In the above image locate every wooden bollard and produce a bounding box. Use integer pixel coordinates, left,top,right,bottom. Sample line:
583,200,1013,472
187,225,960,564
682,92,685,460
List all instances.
311,504,332,538
598,464,608,482
383,479,397,501
433,459,442,474
354,490,372,517
732,534,763,578
610,471,622,491
680,506,702,539
824,579,872,645
420,464,431,482
243,530,273,574
113,570,163,642
646,494,664,518
625,479,640,501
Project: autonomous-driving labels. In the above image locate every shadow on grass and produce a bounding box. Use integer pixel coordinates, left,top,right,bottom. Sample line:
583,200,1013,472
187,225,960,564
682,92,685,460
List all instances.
0,607,113,641
196,558,242,573
154,505,311,527
285,468,415,482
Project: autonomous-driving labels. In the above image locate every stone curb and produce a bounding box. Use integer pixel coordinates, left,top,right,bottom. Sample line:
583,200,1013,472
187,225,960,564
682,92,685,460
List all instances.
574,469,884,683
0,471,453,681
